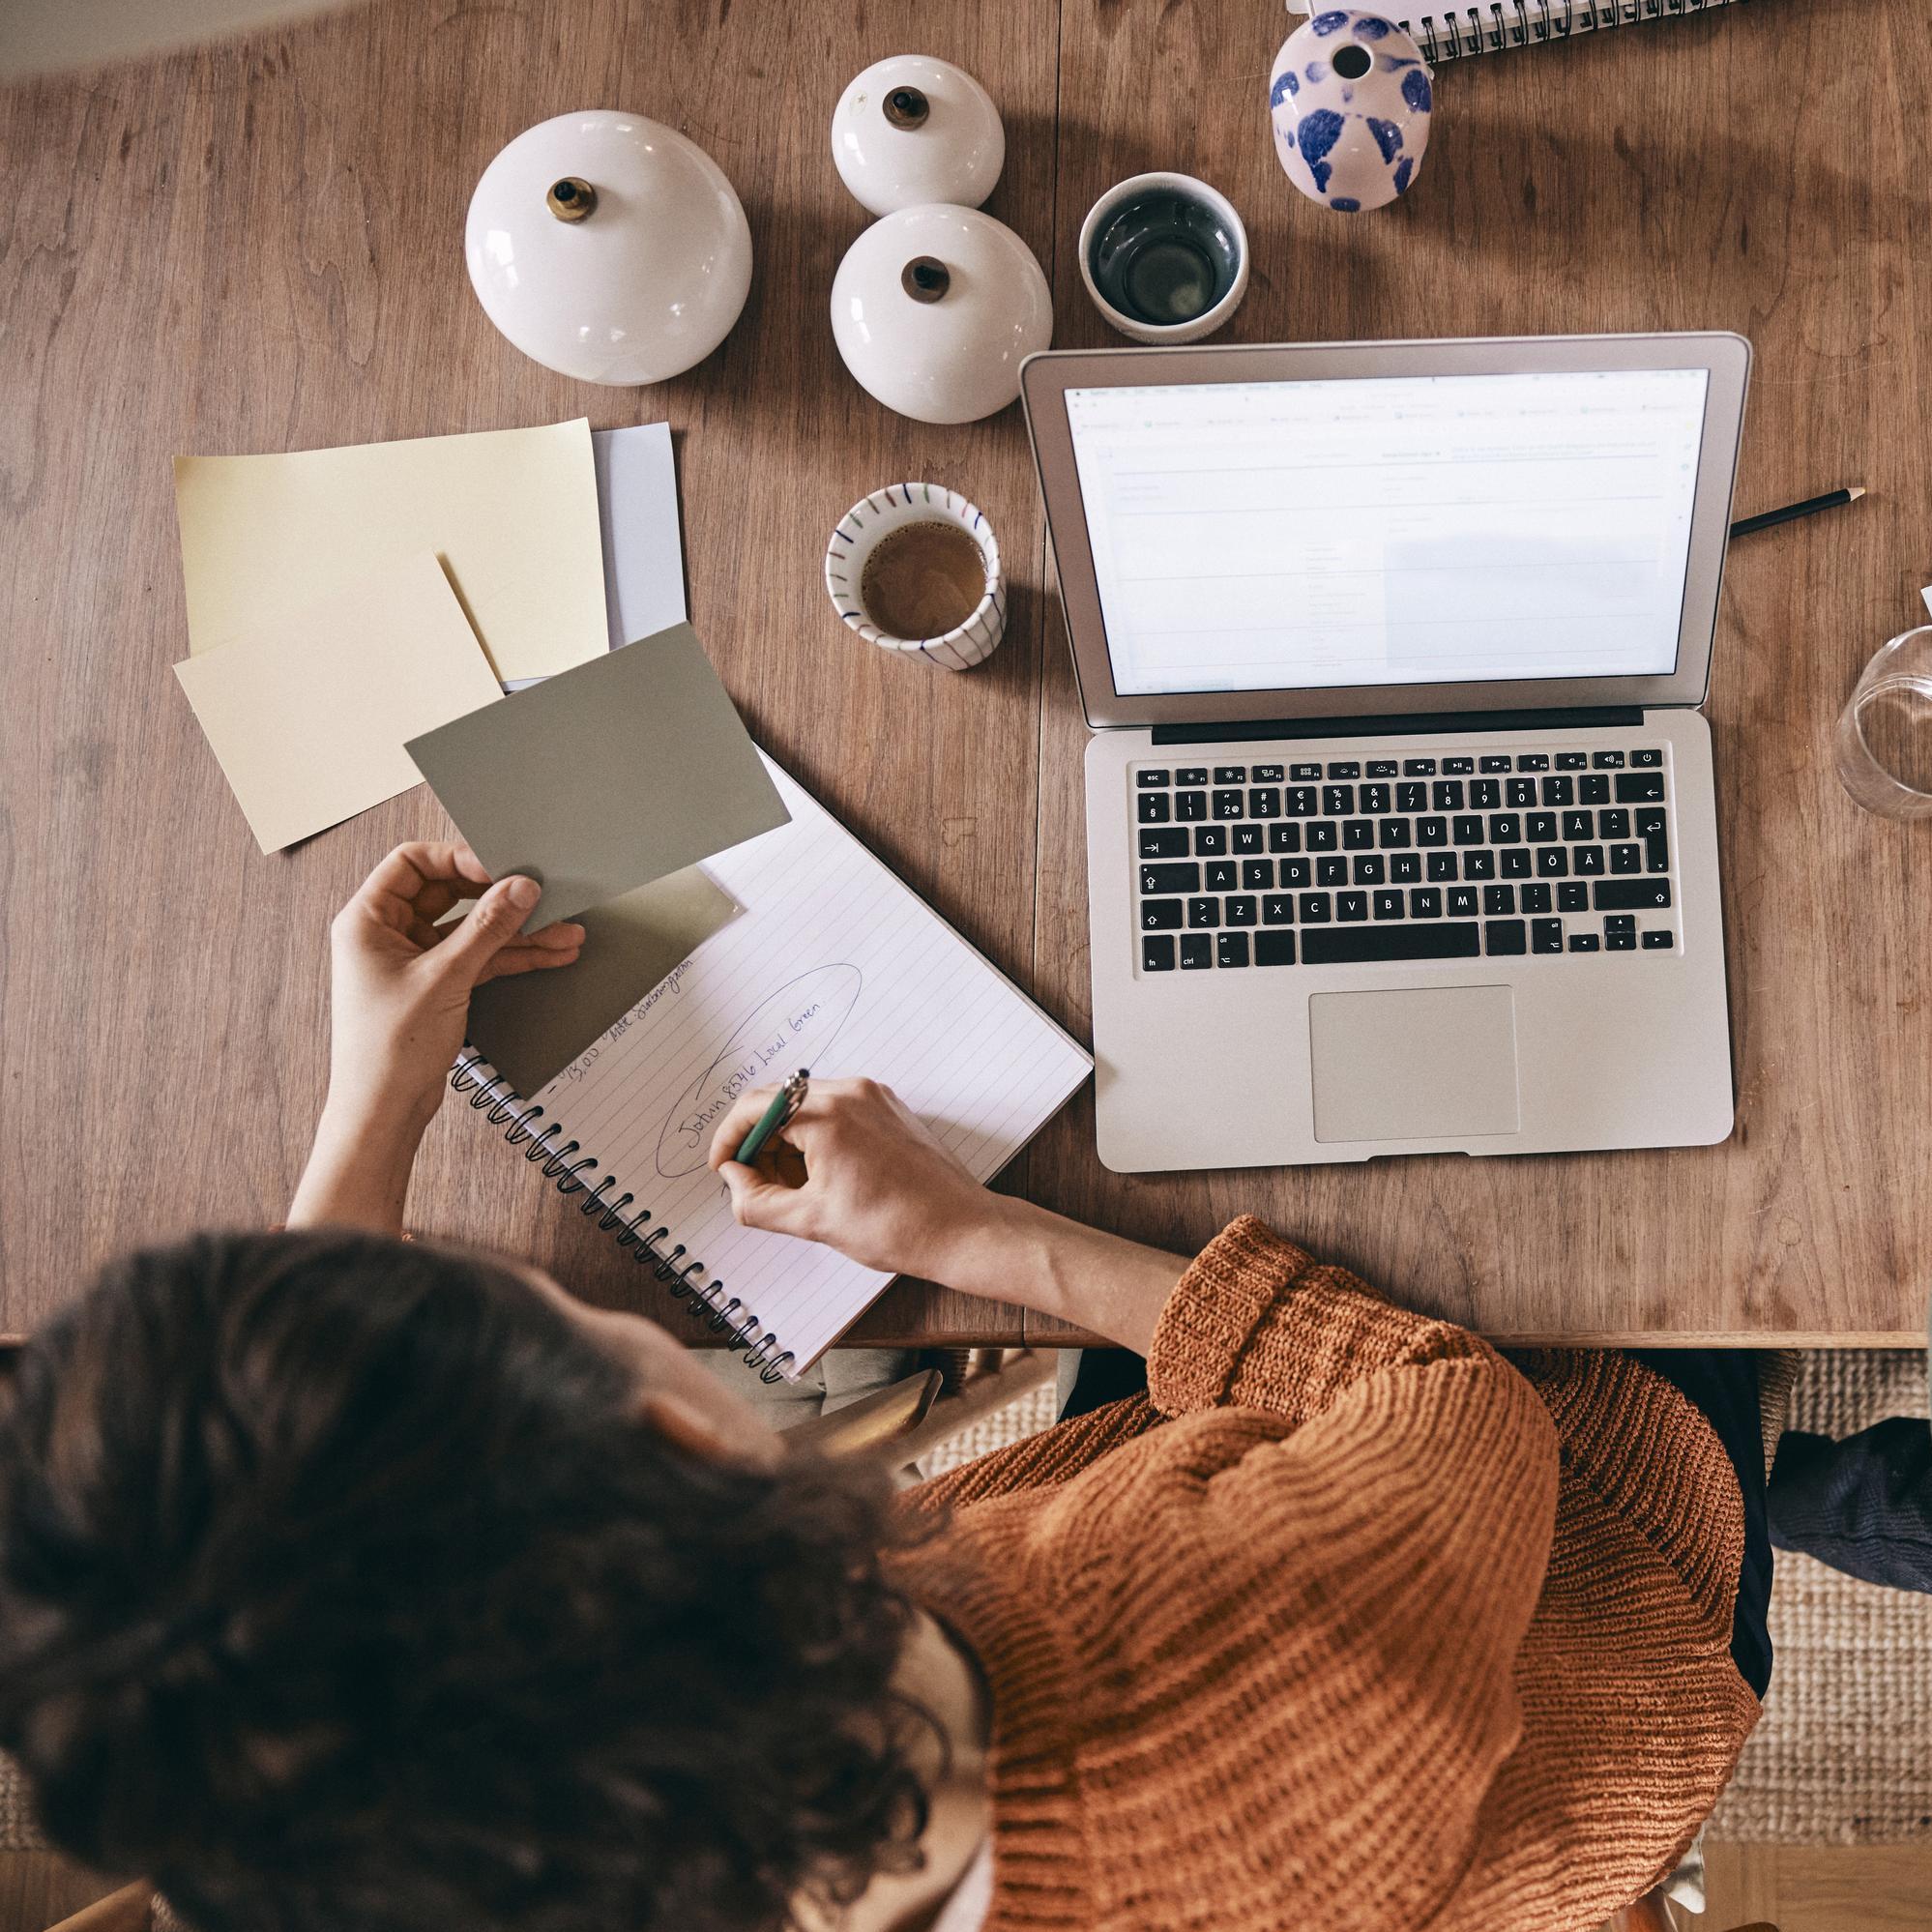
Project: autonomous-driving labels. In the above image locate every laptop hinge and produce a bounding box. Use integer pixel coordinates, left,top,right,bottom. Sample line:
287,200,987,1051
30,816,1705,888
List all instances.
1150,706,1646,746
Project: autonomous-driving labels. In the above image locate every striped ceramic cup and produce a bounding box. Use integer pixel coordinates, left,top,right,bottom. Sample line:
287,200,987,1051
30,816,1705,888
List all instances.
824,483,1005,671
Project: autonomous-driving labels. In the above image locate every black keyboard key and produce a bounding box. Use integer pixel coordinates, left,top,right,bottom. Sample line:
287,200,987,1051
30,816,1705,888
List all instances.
1568,933,1600,952
1579,774,1610,805
1366,758,1398,777
1284,786,1318,817
1500,846,1532,879
1536,846,1568,876
1606,927,1636,951
1595,878,1672,911
1521,883,1552,913
1471,778,1502,810
1141,863,1200,893
1516,753,1549,772
1177,790,1208,821
1484,920,1527,955
1417,816,1448,847
1327,760,1361,779
1301,922,1480,965
1562,809,1593,841
1360,782,1391,813
1488,813,1521,843
1631,748,1662,768
1323,784,1356,815
1181,932,1213,969
1255,930,1296,966
1136,769,1170,788
1527,811,1559,843
1463,849,1496,881
1574,844,1605,875
1373,890,1406,920
1432,780,1465,811
1217,932,1251,967
1396,781,1428,812
1263,894,1296,924
1234,825,1264,856
1206,860,1237,892
1592,750,1625,769
1402,757,1437,776
1615,772,1666,804
1186,897,1220,928
1353,855,1386,885
1337,891,1369,922
1280,858,1312,888
1142,898,1184,930
1248,787,1281,818
1532,918,1564,954
1541,775,1575,806
1448,886,1478,919
1176,767,1209,785
1291,761,1322,780
1556,751,1588,771
1242,860,1273,890
1452,814,1483,846
1646,828,1670,873
1254,764,1285,782
1268,823,1301,854
1558,881,1589,912
1138,793,1171,823
1609,843,1642,874
1142,935,1176,971
1642,928,1674,949
1317,856,1347,886
1635,806,1665,835
1140,827,1188,858
1410,887,1442,919
1194,826,1227,856
1379,818,1412,848
1213,789,1244,820
1299,892,1333,923
1225,896,1258,928
1478,755,1512,774
1390,852,1420,883
1443,756,1475,776
1605,914,1635,934
1306,822,1338,852
1597,808,1630,839
1214,765,1246,783
1342,819,1375,850
1483,885,1516,916
1427,852,1458,882
1506,776,1537,808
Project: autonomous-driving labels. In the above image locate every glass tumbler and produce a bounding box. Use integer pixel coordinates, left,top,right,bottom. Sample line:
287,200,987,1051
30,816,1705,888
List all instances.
1836,627,1932,819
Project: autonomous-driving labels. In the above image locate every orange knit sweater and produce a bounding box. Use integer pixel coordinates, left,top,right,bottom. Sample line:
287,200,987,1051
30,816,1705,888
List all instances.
892,1217,1760,1932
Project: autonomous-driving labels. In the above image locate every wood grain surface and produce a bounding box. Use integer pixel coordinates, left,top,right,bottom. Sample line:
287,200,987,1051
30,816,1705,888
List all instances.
0,0,1926,1351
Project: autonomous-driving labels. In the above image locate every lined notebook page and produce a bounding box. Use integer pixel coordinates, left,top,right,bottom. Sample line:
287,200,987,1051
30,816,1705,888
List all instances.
527,757,1093,1374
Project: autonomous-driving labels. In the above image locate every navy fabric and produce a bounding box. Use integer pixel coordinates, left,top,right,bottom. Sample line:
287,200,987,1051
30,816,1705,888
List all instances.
1769,1420,1932,1595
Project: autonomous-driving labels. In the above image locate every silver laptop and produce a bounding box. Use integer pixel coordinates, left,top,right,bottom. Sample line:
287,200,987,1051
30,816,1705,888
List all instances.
1020,332,1749,1173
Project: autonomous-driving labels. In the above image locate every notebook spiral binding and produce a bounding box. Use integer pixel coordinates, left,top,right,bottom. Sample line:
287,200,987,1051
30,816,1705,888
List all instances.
1409,0,1741,64
450,1048,796,1384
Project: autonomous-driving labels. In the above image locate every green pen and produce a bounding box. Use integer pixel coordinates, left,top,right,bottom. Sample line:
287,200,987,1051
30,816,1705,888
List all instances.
734,1068,810,1165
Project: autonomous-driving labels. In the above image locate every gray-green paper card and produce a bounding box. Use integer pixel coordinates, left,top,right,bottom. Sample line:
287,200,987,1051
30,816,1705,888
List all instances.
405,622,788,930
465,867,740,1099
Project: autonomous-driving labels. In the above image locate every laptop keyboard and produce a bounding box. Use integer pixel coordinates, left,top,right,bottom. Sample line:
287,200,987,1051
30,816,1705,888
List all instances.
1134,746,1677,973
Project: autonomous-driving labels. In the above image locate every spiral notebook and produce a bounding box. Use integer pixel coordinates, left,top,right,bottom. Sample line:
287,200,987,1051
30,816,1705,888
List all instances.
1288,0,1749,62
453,758,1093,1380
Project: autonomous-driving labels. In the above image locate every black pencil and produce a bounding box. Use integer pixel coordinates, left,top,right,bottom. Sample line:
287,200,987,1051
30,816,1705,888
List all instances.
1730,485,1864,539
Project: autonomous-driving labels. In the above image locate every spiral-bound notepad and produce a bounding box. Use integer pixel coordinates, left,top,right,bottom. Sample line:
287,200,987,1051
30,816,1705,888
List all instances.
1289,0,1749,62
454,758,1092,1380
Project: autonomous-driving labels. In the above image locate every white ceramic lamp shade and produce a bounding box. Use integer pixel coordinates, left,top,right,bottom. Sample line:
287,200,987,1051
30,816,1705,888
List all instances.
830,205,1052,424
831,54,1005,216
465,110,753,386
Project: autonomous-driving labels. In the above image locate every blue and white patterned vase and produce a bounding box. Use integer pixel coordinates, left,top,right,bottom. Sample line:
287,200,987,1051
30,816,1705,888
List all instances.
1269,7,1433,214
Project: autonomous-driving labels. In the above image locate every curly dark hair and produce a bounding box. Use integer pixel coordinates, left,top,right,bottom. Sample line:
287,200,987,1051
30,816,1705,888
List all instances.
0,1230,933,1932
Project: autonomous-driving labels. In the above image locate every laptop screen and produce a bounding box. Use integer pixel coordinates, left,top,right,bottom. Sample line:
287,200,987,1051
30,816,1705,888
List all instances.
1065,367,1711,698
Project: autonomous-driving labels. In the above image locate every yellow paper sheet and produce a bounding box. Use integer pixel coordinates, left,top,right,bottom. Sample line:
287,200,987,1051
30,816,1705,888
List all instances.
174,419,606,684
173,549,505,854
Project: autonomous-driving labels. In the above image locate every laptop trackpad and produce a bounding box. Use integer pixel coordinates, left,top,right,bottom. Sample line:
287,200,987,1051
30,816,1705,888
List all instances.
1309,986,1520,1144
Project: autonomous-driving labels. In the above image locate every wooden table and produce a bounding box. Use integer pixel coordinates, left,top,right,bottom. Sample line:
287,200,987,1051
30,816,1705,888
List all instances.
2,0,1927,1352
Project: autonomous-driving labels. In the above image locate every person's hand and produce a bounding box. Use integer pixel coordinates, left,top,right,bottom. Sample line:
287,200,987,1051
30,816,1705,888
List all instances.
708,1078,1005,1279
323,842,583,1138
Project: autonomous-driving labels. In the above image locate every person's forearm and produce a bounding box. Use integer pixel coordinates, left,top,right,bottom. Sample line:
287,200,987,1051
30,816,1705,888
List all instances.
286,1099,427,1234
925,1196,1187,1355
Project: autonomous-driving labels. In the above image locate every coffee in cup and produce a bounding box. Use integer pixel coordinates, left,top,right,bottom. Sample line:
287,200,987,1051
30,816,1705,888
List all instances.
825,484,1005,671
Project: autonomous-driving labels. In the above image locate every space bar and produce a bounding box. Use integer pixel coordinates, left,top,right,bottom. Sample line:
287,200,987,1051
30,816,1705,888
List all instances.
1301,922,1481,965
